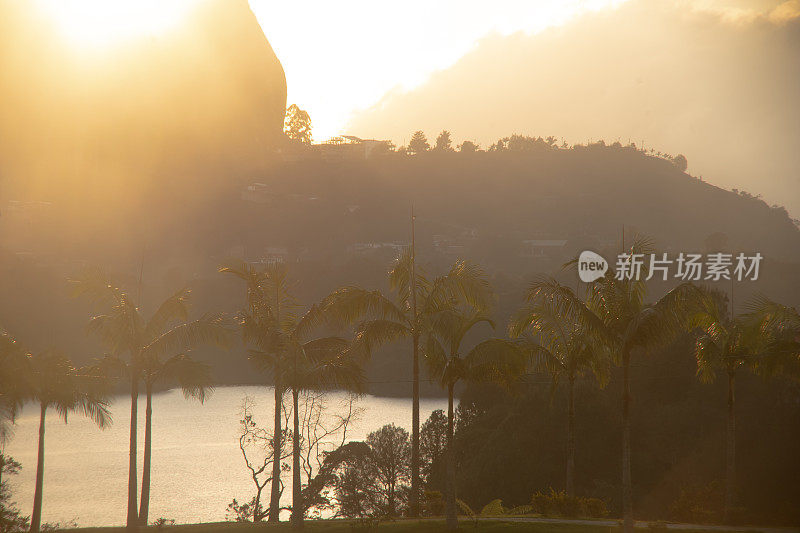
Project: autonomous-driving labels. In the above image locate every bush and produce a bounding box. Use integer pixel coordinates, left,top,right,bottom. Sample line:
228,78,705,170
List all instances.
506,504,534,515
670,481,724,524
480,499,505,516
531,488,609,518
423,490,444,517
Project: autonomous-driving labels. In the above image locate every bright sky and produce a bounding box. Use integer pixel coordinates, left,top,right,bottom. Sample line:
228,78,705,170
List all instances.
34,0,629,140
250,0,630,141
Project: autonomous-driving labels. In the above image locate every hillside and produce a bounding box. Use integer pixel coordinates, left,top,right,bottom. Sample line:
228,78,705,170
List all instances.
1,143,799,395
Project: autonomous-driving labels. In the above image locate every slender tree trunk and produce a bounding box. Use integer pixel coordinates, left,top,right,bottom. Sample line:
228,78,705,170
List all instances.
30,403,47,533
127,375,139,533
269,382,282,521
409,209,420,518
566,375,576,498
622,352,633,533
445,382,457,530
389,480,395,517
291,387,303,530
724,370,736,524
411,332,420,518
138,382,153,526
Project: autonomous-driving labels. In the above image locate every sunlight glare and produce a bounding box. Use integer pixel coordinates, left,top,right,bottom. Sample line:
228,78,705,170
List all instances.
34,0,201,49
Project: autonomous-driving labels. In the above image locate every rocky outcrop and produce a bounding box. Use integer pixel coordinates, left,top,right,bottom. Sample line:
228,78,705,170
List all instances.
0,0,287,199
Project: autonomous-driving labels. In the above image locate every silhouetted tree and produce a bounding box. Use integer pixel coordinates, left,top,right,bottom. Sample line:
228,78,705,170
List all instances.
366,424,411,518
0,454,27,532
321,251,491,517
420,409,447,483
284,104,312,144
434,131,453,151
458,140,478,153
424,305,525,530
510,277,610,497
585,239,704,533
220,260,289,522
72,270,229,533
408,131,430,155
27,351,110,533
672,154,688,172
690,289,763,524
0,334,29,445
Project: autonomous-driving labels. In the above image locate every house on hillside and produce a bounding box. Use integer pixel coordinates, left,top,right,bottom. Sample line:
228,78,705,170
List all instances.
315,136,392,160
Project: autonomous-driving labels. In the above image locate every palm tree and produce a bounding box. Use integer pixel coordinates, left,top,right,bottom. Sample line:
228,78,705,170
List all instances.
72,270,230,532
691,289,767,523
139,346,214,524
321,250,491,516
222,261,368,528
220,260,293,522
424,306,525,530
582,241,703,533
28,351,111,533
509,278,609,497
746,296,800,380
254,304,364,530
0,333,31,446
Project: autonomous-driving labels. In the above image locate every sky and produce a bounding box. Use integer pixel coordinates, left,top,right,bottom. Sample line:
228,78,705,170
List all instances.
250,0,793,141
19,0,800,214
250,0,631,141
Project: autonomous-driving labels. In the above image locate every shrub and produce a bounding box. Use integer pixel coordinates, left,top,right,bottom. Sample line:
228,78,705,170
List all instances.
670,481,724,524
506,504,534,515
531,488,609,518
480,499,505,516
423,490,444,517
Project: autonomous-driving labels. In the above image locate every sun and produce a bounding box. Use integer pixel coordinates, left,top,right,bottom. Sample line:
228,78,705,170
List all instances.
34,0,201,50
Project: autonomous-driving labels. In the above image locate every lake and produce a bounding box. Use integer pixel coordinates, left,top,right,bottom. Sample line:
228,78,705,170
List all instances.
3,385,446,527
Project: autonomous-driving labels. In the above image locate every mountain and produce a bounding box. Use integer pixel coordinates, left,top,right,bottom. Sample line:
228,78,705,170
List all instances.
2,144,799,395
346,0,800,215
0,0,287,205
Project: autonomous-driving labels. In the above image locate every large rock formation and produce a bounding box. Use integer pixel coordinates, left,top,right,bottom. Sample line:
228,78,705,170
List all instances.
0,0,287,202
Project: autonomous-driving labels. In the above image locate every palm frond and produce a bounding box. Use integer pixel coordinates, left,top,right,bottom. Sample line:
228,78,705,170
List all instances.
159,354,213,402
145,288,191,340
142,313,233,360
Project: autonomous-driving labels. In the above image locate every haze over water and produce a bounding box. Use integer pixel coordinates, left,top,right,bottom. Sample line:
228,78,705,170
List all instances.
4,386,446,527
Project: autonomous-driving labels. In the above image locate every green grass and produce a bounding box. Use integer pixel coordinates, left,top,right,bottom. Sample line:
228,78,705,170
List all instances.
56,520,617,533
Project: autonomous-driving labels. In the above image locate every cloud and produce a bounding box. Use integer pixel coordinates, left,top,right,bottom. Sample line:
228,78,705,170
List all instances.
770,0,800,22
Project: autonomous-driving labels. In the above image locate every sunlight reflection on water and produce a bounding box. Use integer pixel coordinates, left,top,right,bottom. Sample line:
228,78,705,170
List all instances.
4,385,446,526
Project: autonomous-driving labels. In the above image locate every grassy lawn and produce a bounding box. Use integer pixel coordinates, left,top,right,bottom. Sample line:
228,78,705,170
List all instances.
56,520,619,533
55,519,772,533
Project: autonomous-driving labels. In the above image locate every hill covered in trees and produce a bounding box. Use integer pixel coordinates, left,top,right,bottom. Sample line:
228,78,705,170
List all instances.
1,139,799,392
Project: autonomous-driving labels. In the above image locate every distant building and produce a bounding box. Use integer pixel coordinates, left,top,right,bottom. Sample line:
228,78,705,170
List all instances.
250,246,289,265
350,242,406,254
520,239,568,258
315,136,392,160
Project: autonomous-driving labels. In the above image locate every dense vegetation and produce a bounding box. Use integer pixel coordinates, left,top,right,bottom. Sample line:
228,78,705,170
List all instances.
2,139,800,532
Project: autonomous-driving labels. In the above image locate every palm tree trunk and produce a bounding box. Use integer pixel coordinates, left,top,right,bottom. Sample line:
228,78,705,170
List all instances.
138,381,153,526
291,387,303,530
410,331,420,518
566,375,576,498
269,382,282,522
622,352,633,533
30,403,46,533
445,382,457,530
724,370,736,523
127,375,139,533
409,211,420,519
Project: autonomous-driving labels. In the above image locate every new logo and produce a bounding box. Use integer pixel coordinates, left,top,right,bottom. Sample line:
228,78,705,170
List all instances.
578,250,608,282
